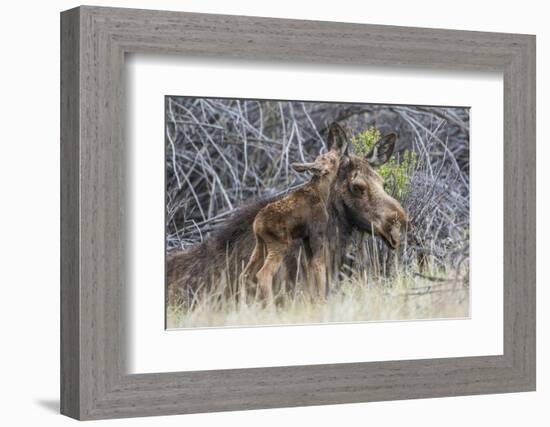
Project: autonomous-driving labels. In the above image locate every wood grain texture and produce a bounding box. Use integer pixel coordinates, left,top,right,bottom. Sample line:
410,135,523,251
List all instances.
60,5,536,420
60,7,80,419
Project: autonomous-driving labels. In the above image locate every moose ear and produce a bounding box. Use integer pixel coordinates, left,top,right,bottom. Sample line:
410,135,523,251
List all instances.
339,141,349,156
365,133,397,166
291,162,322,174
327,122,349,153
340,155,351,170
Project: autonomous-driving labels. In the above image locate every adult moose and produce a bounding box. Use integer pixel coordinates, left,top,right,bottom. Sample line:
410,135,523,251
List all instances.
167,123,408,306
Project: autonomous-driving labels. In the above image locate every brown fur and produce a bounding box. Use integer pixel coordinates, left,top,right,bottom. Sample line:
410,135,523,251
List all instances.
240,150,341,303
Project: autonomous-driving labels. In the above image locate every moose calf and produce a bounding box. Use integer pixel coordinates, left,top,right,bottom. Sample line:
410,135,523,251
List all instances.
240,147,344,304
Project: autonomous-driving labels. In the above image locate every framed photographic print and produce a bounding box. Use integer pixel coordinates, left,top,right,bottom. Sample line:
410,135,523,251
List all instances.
61,6,536,420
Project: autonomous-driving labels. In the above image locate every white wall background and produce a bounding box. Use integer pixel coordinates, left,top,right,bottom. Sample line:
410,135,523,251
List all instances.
0,0,546,425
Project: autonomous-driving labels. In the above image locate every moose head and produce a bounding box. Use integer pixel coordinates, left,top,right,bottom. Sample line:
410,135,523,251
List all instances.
327,123,408,248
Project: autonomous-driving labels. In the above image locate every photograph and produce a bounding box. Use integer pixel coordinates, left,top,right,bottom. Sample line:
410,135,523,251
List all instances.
165,97,470,329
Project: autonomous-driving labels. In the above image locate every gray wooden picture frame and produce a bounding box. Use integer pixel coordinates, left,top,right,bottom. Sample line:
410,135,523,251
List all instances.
60,5,536,420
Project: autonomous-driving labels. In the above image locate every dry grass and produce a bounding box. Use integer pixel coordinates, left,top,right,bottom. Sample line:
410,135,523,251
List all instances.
167,264,469,329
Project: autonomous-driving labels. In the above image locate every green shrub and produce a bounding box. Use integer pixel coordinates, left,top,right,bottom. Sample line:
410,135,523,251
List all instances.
351,127,417,200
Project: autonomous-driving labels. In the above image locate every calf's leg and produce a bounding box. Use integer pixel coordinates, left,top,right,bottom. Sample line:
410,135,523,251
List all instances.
307,235,328,302
256,243,286,304
239,237,265,301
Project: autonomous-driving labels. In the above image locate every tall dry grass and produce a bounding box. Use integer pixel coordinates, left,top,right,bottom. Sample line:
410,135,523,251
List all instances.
167,259,469,329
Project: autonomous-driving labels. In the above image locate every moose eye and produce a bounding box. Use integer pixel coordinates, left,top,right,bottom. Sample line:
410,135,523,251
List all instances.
350,177,368,195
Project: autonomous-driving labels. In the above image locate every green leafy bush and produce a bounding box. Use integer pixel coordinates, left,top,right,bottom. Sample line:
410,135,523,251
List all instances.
351,127,417,200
